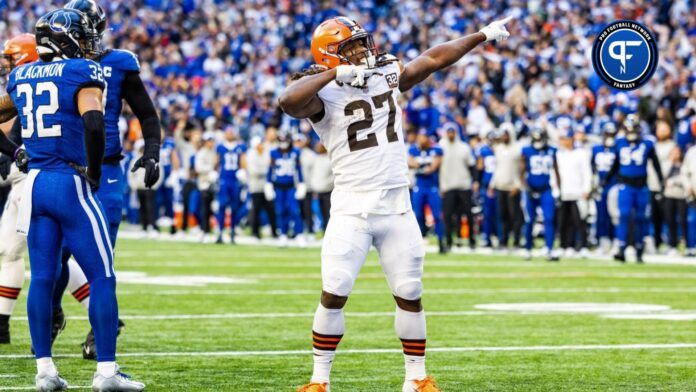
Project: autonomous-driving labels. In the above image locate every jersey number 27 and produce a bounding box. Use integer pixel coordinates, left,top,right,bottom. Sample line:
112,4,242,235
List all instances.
345,91,398,152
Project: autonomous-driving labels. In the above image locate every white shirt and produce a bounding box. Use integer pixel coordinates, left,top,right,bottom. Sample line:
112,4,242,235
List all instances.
647,140,676,192
311,153,334,193
246,145,271,194
439,137,475,192
490,143,521,191
682,146,696,197
556,147,592,201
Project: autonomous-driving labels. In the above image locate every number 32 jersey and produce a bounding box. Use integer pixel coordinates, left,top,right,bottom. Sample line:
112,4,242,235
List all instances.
7,59,105,172
311,61,409,194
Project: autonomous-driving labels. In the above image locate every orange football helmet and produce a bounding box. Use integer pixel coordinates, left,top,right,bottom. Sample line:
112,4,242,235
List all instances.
1,34,38,75
310,17,378,69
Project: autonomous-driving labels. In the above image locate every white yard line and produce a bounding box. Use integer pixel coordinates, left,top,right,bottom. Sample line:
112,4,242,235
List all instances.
0,387,91,391
11,310,495,322
114,287,696,296
1,343,695,361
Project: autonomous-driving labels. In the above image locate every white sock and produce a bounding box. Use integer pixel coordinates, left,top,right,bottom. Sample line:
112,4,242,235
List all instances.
67,258,90,310
0,256,25,315
310,304,345,384
97,361,117,378
395,307,427,381
36,357,57,377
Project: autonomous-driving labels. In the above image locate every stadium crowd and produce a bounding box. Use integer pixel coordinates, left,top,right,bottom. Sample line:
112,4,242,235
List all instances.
1,0,696,258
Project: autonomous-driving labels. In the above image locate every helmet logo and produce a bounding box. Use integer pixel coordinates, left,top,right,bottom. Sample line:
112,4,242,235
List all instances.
49,11,72,33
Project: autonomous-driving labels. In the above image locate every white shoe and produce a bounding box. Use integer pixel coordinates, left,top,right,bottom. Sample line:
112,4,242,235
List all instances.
666,247,679,257
644,237,656,254
92,368,145,392
36,372,68,391
598,238,612,254
579,248,590,259
296,234,307,248
564,248,576,259
279,235,288,248
523,249,532,260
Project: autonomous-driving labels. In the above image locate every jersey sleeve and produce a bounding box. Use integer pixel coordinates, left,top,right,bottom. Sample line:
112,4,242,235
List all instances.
114,50,141,73
433,146,444,157
66,59,106,91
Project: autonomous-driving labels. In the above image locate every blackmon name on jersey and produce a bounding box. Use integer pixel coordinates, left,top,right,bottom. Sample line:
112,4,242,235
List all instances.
310,60,409,193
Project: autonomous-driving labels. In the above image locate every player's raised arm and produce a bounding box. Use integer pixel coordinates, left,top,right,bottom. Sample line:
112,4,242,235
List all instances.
399,16,512,92
77,87,106,187
278,68,337,119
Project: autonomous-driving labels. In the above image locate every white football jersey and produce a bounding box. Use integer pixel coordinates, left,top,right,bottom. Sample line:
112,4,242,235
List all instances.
311,61,409,193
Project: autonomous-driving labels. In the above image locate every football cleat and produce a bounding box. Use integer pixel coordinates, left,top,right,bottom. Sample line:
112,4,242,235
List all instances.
614,248,626,263
297,382,329,392
92,368,144,392
403,376,441,392
83,320,125,360
35,372,68,391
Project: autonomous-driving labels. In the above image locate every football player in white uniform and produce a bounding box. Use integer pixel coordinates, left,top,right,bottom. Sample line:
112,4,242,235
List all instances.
279,16,512,392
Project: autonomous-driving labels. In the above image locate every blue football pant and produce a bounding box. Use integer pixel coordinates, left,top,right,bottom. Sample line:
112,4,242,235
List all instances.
616,184,650,250
28,171,118,362
275,187,303,236
216,180,242,234
412,186,444,241
523,190,556,250
595,189,614,240
687,204,696,250
53,163,123,311
480,188,498,247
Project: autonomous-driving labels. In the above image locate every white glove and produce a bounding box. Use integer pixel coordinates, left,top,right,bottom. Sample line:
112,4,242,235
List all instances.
335,65,380,88
479,15,513,42
235,169,248,184
264,182,276,201
295,183,307,200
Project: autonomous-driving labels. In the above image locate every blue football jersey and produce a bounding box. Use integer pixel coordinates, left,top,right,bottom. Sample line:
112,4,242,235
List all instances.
268,147,303,186
160,136,177,176
615,137,655,178
475,144,496,187
591,144,616,184
217,142,247,181
7,59,105,172
98,49,141,157
409,144,443,189
521,145,556,190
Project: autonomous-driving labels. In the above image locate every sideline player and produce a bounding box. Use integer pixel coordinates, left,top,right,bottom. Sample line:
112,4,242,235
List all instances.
520,127,559,261
279,15,512,392
604,115,664,263
1,8,144,390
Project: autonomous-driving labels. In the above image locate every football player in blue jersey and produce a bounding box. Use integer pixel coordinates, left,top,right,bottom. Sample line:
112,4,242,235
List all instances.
408,131,446,253
604,115,664,263
266,133,306,247
591,123,618,252
45,0,163,360
216,127,247,244
520,127,559,261
475,131,498,248
158,131,179,233
1,9,144,391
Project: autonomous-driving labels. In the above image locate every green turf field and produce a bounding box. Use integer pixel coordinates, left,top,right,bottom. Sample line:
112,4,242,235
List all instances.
1,239,696,391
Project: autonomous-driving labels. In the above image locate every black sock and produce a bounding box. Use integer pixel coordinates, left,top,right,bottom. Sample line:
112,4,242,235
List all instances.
0,314,9,327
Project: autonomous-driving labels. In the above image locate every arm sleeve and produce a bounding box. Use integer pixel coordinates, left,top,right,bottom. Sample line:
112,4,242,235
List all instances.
82,110,106,176
603,153,620,185
122,71,161,159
